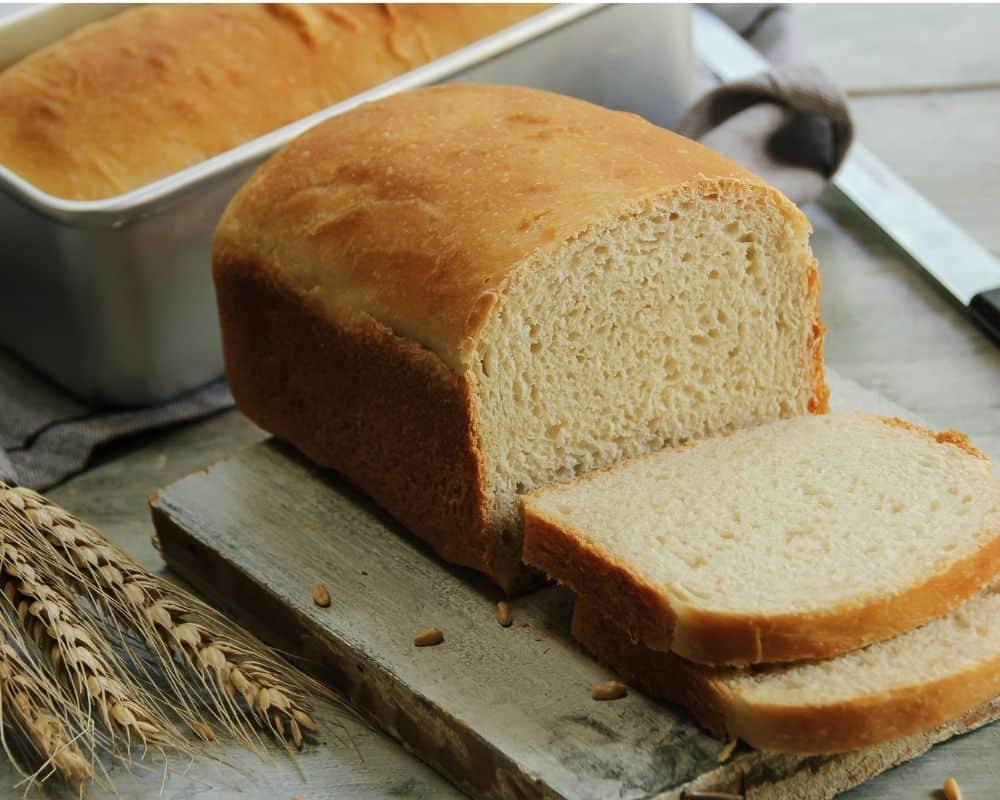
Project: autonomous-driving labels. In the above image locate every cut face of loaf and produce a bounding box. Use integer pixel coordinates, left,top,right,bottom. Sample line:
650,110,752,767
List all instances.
213,84,827,592
572,587,1000,754
474,188,822,568
523,412,1000,661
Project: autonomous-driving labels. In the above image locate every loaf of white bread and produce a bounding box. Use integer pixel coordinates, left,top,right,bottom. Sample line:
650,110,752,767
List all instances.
213,83,828,592
0,4,543,199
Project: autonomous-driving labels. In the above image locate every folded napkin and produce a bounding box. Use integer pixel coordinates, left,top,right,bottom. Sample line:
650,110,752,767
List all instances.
678,4,853,206
0,4,851,490
0,348,232,489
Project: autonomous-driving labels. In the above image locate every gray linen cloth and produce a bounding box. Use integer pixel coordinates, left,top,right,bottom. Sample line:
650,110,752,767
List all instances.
677,5,853,207
0,4,851,490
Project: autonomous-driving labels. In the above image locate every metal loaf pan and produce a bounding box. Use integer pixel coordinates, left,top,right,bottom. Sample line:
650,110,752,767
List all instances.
0,4,692,406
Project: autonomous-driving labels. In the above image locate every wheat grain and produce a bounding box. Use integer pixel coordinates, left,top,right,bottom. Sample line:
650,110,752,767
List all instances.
716,737,738,763
0,485,326,751
312,585,331,608
0,534,178,751
495,601,513,627
0,606,94,787
413,628,444,647
0,641,93,787
591,681,628,701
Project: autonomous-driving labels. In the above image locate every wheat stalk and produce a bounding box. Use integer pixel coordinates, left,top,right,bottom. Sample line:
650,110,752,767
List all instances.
0,485,325,752
0,532,181,754
0,639,92,788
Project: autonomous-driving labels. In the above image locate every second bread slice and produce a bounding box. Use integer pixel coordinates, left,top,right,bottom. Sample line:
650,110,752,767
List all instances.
522,412,1000,665
572,587,1000,754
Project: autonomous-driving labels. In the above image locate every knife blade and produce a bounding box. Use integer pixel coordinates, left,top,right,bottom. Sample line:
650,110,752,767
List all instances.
691,7,1000,345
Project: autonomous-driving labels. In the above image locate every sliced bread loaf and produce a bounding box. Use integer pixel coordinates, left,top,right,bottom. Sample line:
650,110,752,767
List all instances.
215,84,827,592
572,589,1000,754
523,412,1000,664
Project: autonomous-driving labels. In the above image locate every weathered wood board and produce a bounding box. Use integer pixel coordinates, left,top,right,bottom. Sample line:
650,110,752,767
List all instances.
150,371,1000,800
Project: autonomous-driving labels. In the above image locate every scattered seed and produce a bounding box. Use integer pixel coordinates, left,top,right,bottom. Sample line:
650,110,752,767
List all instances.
496,601,513,627
943,776,962,800
414,627,444,647
312,584,331,608
533,635,545,641
716,737,738,762
592,680,627,701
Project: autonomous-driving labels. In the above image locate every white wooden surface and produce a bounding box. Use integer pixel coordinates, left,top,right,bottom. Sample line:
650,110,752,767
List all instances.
3,5,998,799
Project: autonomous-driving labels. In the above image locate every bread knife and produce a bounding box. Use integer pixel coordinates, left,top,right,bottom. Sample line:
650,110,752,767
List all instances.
691,8,1000,345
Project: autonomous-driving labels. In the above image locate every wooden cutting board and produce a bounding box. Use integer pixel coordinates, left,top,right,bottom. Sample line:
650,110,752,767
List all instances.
150,370,1000,800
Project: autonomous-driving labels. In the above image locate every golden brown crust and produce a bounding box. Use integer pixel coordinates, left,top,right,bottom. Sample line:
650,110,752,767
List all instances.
875,415,989,461
0,4,544,199
573,597,1000,755
525,414,1000,665
215,83,796,374
214,244,534,591
522,507,677,650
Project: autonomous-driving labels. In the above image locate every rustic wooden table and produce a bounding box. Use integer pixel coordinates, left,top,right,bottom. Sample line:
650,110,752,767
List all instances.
6,5,999,799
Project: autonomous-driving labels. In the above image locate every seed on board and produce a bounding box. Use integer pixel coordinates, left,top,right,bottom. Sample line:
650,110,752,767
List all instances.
312,584,331,608
943,776,963,800
495,601,513,627
716,737,738,763
414,627,444,647
592,680,627,701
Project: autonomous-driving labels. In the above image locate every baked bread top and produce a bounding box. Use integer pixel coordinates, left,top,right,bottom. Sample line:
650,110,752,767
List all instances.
0,4,543,199
216,82,814,374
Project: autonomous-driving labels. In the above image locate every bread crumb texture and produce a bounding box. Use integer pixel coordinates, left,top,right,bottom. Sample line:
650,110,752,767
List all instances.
528,411,1000,617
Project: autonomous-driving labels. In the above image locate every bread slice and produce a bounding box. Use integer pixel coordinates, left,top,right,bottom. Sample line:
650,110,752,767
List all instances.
523,412,1000,663
572,587,1000,754
214,84,827,592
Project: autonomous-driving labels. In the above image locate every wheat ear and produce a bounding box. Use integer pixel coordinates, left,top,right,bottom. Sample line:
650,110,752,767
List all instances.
0,533,181,754
0,634,92,788
0,486,326,751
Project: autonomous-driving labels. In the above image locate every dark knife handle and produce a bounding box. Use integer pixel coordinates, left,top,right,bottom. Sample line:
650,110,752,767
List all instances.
971,288,1000,346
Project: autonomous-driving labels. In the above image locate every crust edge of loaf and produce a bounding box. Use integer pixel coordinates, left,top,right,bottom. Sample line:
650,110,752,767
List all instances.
804,256,830,415
213,244,539,593
572,595,1000,755
524,415,1000,666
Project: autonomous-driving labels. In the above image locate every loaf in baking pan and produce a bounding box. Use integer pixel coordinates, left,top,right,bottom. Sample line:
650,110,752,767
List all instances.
572,587,1000,754
213,83,828,591
0,4,542,199
523,412,1000,662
